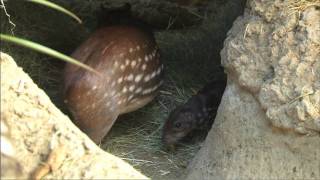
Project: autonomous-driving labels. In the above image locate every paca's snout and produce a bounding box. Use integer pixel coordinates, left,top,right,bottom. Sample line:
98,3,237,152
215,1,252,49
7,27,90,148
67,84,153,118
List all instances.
63,25,163,143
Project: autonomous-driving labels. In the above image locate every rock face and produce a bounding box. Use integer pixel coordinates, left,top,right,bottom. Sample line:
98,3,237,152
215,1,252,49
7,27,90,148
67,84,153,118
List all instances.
0,52,148,179
185,0,320,179
223,1,320,134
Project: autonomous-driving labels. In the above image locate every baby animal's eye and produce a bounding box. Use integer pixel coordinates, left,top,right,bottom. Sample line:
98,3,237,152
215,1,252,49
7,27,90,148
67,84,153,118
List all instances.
174,122,182,128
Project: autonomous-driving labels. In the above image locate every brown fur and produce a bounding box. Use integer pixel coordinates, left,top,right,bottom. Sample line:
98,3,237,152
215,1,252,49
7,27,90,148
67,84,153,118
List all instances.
64,25,163,143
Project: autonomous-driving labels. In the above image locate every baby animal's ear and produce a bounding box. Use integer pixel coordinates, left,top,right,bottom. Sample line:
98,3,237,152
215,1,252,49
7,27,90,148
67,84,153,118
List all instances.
184,112,194,120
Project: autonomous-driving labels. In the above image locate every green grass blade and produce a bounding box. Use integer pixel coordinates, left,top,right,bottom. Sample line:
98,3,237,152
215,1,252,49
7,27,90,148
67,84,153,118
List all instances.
26,0,82,24
0,34,100,75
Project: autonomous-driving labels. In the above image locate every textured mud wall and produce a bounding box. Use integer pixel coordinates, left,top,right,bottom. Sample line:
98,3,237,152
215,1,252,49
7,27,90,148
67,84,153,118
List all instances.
185,0,320,179
223,0,320,134
0,52,147,179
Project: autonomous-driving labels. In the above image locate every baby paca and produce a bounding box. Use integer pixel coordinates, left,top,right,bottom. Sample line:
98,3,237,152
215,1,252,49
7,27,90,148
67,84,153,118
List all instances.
162,80,225,149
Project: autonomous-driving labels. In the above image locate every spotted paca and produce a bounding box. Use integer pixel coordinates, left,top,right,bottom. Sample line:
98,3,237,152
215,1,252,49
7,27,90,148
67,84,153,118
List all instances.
162,80,226,149
63,14,163,143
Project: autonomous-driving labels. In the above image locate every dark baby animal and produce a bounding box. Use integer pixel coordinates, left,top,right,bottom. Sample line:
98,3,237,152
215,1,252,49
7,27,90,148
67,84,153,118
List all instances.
162,80,226,148
63,15,163,143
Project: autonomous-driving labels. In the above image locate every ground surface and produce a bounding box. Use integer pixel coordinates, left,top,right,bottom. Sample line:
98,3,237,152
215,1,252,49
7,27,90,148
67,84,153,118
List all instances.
0,0,245,178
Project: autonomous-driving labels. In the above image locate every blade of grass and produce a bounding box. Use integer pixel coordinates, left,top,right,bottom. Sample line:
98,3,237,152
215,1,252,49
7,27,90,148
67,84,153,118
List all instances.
26,0,82,24
0,34,100,75
0,0,16,35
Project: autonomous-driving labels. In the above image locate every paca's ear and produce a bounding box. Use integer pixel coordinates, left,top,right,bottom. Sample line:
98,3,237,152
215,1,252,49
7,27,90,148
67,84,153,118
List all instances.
185,95,202,109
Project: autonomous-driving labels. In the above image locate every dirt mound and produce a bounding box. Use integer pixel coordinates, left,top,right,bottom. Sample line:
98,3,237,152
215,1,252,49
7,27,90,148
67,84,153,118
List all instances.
0,52,147,179
185,0,320,179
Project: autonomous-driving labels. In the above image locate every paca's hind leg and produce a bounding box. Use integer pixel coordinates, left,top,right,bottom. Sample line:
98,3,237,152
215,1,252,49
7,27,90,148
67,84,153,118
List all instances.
67,96,120,144
76,113,119,144
86,118,118,144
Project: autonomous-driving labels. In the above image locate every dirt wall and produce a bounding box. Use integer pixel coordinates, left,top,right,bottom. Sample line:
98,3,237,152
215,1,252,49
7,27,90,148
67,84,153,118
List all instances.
0,52,148,179
185,0,320,179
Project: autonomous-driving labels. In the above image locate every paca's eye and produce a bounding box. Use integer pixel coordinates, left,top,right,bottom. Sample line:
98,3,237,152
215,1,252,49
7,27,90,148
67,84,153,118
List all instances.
174,122,182,128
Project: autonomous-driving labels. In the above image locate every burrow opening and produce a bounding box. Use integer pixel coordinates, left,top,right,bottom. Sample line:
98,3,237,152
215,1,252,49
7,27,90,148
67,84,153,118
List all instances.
1,0,246,179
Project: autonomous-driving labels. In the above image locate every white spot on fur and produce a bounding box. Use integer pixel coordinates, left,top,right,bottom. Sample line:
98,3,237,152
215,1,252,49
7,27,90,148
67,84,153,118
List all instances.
137,46,140,50
145,55,149,62
152,49,156,57
104,93,108,98
151,71,156,79
125,59,130,66
135,74,143,82
142,64,147,71
128,94,134,101
129,85,135,92
138,58,142,62
127,74,134,81
131,60,137,68
129,48,133,53
156,66,162,75
120,64,125,70
135,87,142,94
144,75,151,82
118,77,123,84
142,88,152,95
114,61,119,68
122,87,128,93
151,84,159,91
